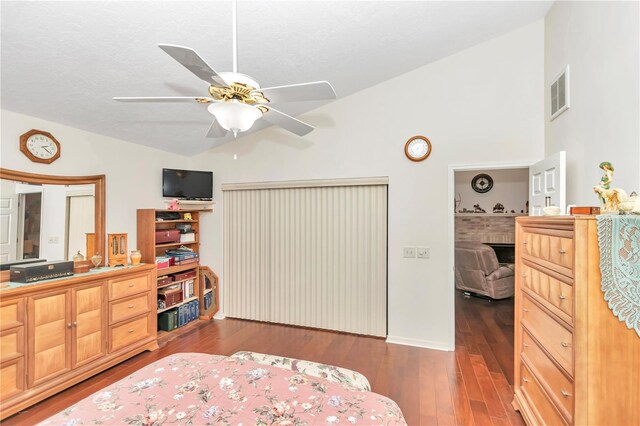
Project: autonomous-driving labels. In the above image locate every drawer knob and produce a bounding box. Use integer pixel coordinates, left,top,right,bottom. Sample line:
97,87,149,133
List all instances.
67,322,72,329
128,283,134,288
559,294,567,300
523,241,528,245
73,321,77,327
561,390,571,398
561,341,571,348
521,273,527,278
523,308,530,313
128,329,134,333
128,304,135,309
523,343,529,348
523,378,529,383
559,249,567,254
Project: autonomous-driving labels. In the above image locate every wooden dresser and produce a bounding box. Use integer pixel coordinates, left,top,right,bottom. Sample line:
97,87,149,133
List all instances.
513,216,639,425
0,264,158,420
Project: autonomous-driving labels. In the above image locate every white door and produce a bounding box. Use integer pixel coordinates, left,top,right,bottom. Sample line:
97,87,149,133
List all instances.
0,180,19,262
66,195,95,259
529,151,566,216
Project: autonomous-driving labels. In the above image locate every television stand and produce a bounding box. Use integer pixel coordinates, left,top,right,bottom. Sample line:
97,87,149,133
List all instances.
163,199,216,210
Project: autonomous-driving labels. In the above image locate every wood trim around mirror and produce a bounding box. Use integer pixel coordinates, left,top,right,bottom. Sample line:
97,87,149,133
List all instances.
0,168,106,277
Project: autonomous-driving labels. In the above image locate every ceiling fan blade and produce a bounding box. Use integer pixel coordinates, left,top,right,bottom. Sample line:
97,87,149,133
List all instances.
158,44,229,88
256,81,336,104
261,107,314,136
206,118,228,138
113,96,213,103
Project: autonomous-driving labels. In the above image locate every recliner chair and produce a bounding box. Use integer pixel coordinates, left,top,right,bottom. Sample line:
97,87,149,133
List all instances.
455,241,514,299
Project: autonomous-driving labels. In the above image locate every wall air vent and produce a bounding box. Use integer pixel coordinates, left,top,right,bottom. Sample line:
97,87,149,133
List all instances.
550,65,570,121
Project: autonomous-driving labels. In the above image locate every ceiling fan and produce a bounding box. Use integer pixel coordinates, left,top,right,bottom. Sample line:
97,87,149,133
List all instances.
113,0,336,142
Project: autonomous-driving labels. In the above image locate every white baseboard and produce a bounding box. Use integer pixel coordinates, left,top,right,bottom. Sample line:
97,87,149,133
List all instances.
385,335,453,352
213,312,226,320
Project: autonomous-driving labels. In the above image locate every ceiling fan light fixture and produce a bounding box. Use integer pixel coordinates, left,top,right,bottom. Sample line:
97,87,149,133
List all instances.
207,101,262,134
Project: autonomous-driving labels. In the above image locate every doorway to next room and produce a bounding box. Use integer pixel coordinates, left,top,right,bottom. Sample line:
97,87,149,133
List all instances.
453,167,529,385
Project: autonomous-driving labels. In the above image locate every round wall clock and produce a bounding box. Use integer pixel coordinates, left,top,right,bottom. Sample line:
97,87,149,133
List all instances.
471,173,494,193
404,135,432,162
19,129,61,164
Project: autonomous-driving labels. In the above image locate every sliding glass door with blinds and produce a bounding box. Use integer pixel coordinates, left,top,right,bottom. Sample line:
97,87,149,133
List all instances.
222,177,388,337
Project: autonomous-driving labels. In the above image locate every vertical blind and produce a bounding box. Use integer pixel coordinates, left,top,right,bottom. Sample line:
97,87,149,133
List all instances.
223,178,388,337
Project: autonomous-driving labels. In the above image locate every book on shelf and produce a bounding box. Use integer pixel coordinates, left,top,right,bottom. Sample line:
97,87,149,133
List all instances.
190,300,197,321
158,309,178,331
204,291,212,310
174,258,199,266
180,232,196,243
166,251,198,261
177,304,186,327
182,279,195,299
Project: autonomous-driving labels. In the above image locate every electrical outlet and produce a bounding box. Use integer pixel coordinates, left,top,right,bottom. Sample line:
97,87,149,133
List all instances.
417,247,430,259
48,236,59,244
403,247,416,258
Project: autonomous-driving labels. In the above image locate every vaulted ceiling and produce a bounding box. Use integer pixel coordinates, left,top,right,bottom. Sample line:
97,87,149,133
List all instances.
1,1,552,155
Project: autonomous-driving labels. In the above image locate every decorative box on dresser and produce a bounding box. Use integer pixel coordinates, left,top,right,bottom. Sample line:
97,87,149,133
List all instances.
512,216,639,426
0,264,158,420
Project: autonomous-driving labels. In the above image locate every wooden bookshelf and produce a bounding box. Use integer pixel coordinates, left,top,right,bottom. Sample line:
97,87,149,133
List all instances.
137,208,213,345
155,241,199,249
199,266,220,319
159,264,201,275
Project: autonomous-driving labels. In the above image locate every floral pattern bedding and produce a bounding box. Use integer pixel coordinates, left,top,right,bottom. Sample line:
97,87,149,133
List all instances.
40,352,406,426
230,351,372,392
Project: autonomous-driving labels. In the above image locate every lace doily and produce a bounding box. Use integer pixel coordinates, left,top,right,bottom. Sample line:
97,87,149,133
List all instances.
597,215,640,337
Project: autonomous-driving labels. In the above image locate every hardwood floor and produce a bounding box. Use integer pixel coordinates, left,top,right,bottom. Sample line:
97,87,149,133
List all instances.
4,291,522,425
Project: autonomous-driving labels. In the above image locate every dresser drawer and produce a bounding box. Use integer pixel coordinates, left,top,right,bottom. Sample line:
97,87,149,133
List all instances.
522,295,573,375
520,363,568,426
0,357,25,401
520,262,573,323
522,331,573,422
0,299,25,330
108,274,150,301
109,315,151,352
522,231,573,275
0,327,24,363
110,293,150,324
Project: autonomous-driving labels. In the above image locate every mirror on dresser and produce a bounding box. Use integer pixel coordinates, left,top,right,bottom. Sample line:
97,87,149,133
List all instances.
0,168,105,272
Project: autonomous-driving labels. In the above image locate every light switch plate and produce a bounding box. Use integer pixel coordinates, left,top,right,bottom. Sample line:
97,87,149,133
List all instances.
403,247,416,258
417,247,430,259
48,236,59,244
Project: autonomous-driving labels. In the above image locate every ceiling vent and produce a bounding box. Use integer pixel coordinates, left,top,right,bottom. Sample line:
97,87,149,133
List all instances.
550,65,570,121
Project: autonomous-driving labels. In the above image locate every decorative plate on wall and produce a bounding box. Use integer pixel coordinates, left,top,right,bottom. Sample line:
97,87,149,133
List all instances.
471,173,493,193
404,135,432,162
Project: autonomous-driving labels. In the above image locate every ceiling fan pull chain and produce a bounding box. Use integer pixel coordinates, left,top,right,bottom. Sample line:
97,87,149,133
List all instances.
232,0,238,73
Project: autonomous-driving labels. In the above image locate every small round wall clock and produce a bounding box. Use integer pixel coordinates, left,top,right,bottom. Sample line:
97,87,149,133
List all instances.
471,173,494,193
19,129,61,164
404,135,432,162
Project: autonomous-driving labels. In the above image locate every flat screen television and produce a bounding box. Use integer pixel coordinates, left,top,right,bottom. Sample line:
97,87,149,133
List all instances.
162,168,213,200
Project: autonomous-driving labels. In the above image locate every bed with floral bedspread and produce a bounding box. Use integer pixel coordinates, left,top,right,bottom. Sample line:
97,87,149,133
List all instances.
40,352,406,426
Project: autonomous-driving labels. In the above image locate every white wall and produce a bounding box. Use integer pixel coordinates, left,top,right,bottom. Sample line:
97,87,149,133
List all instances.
0,110,191,254
545,1,640,205
191,21,545,349
455,169,529,214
